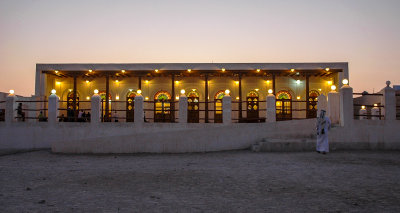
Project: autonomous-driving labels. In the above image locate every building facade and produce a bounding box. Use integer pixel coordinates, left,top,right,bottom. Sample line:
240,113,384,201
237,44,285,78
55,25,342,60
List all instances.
35,63,349,123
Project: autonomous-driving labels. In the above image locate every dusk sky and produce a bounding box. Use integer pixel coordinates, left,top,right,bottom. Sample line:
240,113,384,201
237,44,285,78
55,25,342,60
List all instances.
0,0,399,96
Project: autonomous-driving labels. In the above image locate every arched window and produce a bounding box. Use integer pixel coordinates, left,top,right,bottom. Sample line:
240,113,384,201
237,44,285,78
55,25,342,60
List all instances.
276,90,292,121
154,90,172,101
187,90,200,123
214,90,225,123
154,91,172,122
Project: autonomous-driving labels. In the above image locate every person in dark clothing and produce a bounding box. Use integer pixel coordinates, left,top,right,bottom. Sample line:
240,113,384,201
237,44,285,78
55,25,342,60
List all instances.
16,103,25,121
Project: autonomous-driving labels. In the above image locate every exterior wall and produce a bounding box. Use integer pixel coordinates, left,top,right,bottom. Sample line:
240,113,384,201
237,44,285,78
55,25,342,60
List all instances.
1,119,399,153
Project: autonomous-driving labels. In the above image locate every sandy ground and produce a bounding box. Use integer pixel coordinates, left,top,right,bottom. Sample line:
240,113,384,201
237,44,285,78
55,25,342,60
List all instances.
0,150,400,213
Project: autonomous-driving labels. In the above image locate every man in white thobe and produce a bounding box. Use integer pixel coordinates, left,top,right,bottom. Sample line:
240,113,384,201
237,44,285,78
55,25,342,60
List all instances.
316,110,331,154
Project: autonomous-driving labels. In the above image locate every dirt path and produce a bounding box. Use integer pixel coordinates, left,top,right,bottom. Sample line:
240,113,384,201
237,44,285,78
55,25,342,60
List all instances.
1,150,399,212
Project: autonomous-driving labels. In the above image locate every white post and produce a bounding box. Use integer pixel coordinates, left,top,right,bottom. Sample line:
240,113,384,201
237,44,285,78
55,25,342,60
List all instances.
179,94,188,123
340,84,354,127
317,94,327,117
359,107,367,120
266,94,276,123
327,91,340,124
134,95,144,125
48,93,59,124
91,93,101,124
5,93,16,123
371,106,380,120
222,95,232,124
382,81,396,121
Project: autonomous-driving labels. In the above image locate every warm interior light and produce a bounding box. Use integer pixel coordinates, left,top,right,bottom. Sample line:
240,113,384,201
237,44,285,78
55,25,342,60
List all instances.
296,72,300,75
145,80,149,84
86,96,90,100
331,85,337,91
297,96,300,100
69,89,72,92
116,95,120,100
89,69,93,73
180,89,185,95
175,81,179,84
225,89,230,95
115,80,119,83
235,81,239,85
129,89,133,92
256,69,260,72
176,95,179,100
290,69,295,72
56,81,61,85
94,89,99,94
137,89,142,94
222,68,225,72
342,79,349,85
255,88,259,91
296,80,300,84
54,70,59,73
51,89,56,94
361,105,366,110
121,70,125,73
374,103,378,107
187,69,191,73
86,80,89,83
155,69,159,73
266,80,270,84
327,81,332,85
145,97,149,100
236,96,239,100
268,89,273,94
318,88,322,91
192,89,196,91
325,68,330,71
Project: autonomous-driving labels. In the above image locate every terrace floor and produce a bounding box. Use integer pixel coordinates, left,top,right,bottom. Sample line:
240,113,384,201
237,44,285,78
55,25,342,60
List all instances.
0,150,399,212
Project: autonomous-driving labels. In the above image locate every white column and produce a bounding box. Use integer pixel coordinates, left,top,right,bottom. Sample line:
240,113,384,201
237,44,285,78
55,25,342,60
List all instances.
340,85,354,127
266,94,276,123
327,91,340,124
5,94,16,123
382,81,396,121
359,107,367,120
134,95,144,125
222,95,232,124
371,106,380,120
317,94,327,117
179,95,188,123
48,94,59,124
91,94,101,124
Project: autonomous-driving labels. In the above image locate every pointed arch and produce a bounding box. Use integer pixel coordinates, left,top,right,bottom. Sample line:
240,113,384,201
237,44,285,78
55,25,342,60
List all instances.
154,90,172,101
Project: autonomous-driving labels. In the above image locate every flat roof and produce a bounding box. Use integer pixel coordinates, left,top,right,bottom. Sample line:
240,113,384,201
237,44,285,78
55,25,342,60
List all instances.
37,62,348,71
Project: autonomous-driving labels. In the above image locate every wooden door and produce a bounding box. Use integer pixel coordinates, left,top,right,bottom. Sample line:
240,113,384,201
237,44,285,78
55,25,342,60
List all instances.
188,96,199,123
154,100,171,122
307,91,319,118
276,99,292,121
214,99,223,123
126,95,135,122
246,96,259,121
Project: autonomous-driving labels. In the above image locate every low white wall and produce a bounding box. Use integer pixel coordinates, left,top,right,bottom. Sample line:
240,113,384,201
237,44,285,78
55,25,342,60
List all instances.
1,119,399,153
